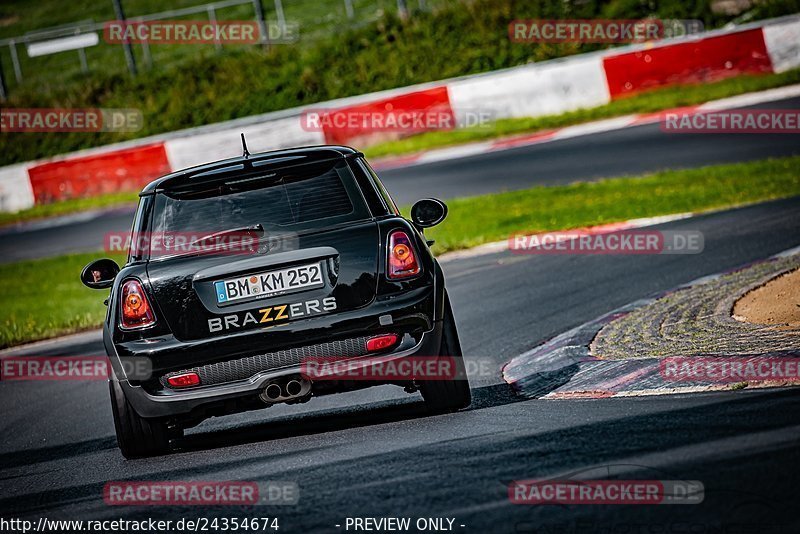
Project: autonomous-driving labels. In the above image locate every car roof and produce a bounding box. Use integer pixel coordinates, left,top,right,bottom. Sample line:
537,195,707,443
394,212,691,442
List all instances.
140,145,362,195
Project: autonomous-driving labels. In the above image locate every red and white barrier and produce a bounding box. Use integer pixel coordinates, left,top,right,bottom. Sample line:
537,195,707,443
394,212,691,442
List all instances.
164,116,324,170
1,16,798,213
0,164,34,213
763,18,800,72
603,29,773,98
317,86,454,146
448,54,610,122
27,143,171,204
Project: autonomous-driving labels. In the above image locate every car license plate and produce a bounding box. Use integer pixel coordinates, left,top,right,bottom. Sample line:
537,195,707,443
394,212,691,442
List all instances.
215,262,324,304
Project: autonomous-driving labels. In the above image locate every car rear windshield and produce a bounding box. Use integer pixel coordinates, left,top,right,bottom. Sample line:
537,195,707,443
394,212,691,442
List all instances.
142,158,370,259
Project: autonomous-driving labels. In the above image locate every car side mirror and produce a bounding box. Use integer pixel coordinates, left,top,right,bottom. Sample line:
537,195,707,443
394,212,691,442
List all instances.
410,198,448,228
81,259,120,289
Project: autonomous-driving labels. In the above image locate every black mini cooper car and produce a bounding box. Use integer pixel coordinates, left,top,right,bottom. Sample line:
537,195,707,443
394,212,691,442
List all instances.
81,145,471,458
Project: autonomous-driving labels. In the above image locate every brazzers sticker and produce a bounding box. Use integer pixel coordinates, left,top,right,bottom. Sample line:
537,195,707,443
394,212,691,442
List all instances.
208,297,337,333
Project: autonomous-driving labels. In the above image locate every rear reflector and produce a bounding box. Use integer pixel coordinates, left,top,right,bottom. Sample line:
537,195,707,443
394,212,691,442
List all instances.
167,372,201,388
366,333,400,353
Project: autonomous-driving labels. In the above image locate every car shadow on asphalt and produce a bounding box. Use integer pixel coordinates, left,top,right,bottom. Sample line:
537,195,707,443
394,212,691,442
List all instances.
175,382,526,454
0,382,525,470
3,387,800,521
0,436,119,471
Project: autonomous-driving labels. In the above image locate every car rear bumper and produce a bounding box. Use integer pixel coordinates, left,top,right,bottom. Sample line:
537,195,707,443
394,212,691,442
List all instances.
115,320,443,419
112,282,440,373
106,262,446,419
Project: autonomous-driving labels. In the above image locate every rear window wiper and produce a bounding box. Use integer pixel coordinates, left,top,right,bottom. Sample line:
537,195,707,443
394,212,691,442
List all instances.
188,224,265,249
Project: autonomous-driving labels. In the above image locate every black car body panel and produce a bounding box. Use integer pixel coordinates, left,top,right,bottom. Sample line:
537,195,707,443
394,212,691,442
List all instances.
144,222,381,342
96,145,456,427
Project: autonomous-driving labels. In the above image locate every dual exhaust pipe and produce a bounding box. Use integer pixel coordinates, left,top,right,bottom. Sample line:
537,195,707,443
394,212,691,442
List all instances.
259,378,310,403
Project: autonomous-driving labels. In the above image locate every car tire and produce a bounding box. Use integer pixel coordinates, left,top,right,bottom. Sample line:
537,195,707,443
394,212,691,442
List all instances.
420,293,472,413
109,370,174,459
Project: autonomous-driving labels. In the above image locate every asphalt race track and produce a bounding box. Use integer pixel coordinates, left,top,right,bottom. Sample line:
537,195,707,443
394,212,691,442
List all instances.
1,196,799,531
1,96,798,264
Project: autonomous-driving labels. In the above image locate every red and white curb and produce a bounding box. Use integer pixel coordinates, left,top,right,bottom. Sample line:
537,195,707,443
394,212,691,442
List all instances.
372,83,800,171
501,245,800,400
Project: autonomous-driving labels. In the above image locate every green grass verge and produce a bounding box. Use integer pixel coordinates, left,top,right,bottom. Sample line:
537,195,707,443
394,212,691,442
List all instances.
413,156,800,252
0,192,138,227
1,156,797,348
0,252,127,349
366,69,800,159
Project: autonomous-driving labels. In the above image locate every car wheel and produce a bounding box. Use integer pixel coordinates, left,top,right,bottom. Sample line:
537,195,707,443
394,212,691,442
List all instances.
420,293,472,413
109,370,174,458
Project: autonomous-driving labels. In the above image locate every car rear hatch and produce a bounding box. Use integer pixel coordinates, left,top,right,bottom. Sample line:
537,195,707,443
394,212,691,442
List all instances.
140,154,379,342
145,222,379,341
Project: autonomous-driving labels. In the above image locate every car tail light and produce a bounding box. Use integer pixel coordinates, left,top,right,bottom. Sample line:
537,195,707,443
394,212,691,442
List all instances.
167,372,201,388
120,279,156,329
366,334,399,353
387,231,420,279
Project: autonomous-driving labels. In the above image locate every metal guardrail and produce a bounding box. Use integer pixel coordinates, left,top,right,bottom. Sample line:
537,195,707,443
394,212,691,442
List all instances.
0,0,422,100
0,0,265,99
0,0,261,46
